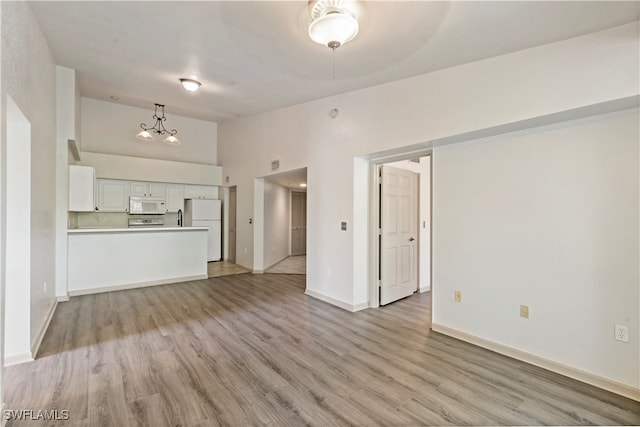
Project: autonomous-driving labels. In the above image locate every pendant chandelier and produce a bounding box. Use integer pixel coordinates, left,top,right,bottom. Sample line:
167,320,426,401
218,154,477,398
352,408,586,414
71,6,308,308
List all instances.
135,103,181,145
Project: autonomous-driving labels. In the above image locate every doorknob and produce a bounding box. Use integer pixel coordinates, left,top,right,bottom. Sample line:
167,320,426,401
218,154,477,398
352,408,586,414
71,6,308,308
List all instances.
409,237,415,242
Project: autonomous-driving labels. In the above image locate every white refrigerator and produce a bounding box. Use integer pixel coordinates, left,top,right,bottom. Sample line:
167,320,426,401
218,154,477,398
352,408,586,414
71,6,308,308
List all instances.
184,199,222,262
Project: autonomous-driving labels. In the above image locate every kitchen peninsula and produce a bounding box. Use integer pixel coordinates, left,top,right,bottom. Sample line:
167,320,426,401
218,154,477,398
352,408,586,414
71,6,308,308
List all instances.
67,226,209,296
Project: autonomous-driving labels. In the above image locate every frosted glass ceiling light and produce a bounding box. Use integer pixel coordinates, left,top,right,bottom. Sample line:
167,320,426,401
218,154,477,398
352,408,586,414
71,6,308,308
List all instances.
308,0,361,49
135,129,155,142
179,78,201,92
163,135,181,145
136,103,180,145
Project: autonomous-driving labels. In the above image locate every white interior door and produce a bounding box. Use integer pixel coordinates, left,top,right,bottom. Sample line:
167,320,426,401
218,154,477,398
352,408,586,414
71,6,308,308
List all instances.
380,165,418,305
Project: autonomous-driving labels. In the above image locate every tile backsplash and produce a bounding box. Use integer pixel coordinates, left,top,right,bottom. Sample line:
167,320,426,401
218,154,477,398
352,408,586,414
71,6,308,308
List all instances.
75,212,181,228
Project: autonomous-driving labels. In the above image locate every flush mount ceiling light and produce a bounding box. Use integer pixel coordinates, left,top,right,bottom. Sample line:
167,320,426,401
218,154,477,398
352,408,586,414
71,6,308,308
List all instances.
135,103,181,145
179,78,201,92
308,0,362,50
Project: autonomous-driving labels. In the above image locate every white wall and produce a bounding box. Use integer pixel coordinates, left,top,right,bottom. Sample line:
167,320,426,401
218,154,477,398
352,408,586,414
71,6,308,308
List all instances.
262,180,290,270
55,66,78,300
386,158,431,291
433,108,639,390
78,151,222,186
1,1,58,364
219,22,638,303
5,96,31,361
218,21,639,392
81,97,217,165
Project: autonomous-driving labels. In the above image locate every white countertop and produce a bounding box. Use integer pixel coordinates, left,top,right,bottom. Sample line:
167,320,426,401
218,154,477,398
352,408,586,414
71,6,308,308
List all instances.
68,226,209,234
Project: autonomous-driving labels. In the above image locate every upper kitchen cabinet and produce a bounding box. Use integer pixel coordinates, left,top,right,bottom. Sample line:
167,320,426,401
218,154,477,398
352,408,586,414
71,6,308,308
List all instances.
68,165,95,211
96,179,128,212
130,181,167,198
166,184,185,213
184,185,218,200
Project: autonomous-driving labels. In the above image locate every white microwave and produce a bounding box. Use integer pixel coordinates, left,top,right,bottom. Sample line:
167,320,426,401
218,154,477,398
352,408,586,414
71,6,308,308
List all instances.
129,197,166,215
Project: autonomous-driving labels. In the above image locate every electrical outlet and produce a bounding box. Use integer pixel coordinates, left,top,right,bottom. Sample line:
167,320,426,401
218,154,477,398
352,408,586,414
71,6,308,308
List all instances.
615,324,629,343
520,304,529,319
454,290,462,302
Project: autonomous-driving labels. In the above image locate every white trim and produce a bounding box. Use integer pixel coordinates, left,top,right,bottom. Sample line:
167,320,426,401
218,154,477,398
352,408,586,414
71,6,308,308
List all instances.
352,301,369,312
4,352,34,367
305,289,368,312
30,300,58,359
68,274,208,297
252,270,264,274
418,286,430,293
1,402,6,427
56,295,70,302
432,323,640,402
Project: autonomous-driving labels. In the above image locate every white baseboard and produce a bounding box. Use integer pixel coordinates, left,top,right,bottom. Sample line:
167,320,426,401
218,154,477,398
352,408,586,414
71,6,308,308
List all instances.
68,274,208,297
30,300,58,359
432,323,640,402
419,286,431,293
56,295,70,302
4,351,34,367
305,289,368,312
252,270,264,274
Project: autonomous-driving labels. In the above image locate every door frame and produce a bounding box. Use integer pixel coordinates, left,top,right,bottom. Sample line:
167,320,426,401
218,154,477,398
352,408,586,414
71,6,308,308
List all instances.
368,149,432,309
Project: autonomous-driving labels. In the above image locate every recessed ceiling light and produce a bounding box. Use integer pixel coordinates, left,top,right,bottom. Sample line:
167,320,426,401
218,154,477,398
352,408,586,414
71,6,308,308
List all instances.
180,78,201,92
300,183,307,188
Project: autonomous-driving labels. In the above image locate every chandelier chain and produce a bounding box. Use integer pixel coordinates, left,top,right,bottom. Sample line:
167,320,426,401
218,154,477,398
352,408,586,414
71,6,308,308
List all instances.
140,104,177,136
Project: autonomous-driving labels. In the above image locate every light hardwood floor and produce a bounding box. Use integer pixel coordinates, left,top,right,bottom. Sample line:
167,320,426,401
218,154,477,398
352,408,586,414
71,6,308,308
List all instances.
5,274,640,426
266,255,306,275
207,261,250,278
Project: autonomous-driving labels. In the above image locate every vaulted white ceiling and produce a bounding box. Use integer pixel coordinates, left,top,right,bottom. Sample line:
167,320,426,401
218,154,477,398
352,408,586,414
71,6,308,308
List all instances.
30,1,639,123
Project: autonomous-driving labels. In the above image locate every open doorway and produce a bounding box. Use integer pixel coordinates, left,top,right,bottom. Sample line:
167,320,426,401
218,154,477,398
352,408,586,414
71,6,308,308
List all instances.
367,152,432,309
208,185,251,278
255,167,307,276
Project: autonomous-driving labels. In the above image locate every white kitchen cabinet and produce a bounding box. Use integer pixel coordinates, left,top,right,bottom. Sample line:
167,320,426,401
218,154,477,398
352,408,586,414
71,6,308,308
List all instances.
166,184,185,213
130,181,167,198
129,182,147,197
68,165,95,212
96,179,129,212
184,185,218,200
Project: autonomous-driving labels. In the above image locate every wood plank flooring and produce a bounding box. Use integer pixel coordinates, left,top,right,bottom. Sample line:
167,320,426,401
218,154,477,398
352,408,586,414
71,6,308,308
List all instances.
4,273,640,426
207,261,250,278
266,256,306,275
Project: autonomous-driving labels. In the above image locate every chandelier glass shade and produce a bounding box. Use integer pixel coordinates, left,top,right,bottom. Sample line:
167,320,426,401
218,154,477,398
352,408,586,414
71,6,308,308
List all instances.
308,12,359,48
135,103,181,145
308,0,361,49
